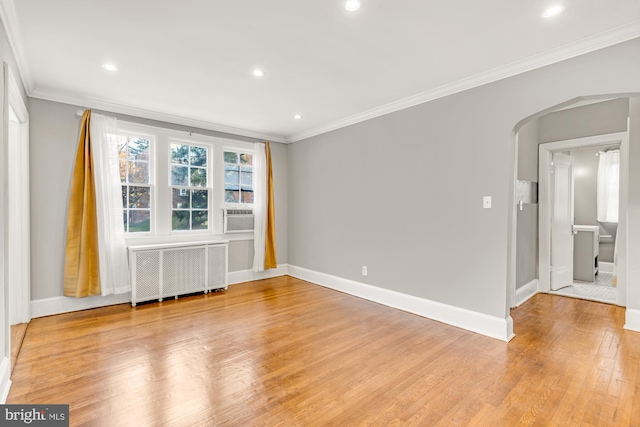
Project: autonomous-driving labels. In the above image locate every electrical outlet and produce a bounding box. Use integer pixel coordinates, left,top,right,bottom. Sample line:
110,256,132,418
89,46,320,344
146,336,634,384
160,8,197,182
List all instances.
362,266,368,276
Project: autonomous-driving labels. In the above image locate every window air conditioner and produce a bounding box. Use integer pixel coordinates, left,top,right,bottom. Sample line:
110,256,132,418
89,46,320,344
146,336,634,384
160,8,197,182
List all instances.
223,209,254,233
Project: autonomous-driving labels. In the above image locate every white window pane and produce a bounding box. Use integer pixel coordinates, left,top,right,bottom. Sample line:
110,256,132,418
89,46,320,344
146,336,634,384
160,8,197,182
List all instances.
190,167,207,187
241,191,254,204
190,146,207,167
224,151,238,163
172,211,190,231
129,210,150,232
172,188,190,209
192,211,208,230
129,186,150,209
128,161,149,184
240,153,253,165
192,190,208,209
129,138,150,161
225,190,239,203
171,144,189,164
171,165,188,186
240,171,252,186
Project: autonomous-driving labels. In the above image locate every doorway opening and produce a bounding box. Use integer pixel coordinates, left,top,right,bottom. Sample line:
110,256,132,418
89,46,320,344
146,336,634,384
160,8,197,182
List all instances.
509,96,633,312
540,135,625,305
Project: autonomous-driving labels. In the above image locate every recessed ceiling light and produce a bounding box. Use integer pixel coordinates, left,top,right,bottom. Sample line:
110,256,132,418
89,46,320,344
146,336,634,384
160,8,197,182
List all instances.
294,114,303,120
345,0,361,12
542,4,565,18
102,63,118,72
252,69,265,77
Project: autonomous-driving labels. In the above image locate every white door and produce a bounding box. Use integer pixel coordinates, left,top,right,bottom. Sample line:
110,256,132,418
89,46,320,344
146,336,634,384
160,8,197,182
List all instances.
551,152,574,291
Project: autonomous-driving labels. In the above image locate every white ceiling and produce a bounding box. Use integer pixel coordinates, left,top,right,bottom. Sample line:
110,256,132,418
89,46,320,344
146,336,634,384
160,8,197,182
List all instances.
6,0,640,142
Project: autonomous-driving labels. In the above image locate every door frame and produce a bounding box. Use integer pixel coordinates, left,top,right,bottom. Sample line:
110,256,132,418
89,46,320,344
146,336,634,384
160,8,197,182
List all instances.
6,66,29,324
538,131,628,306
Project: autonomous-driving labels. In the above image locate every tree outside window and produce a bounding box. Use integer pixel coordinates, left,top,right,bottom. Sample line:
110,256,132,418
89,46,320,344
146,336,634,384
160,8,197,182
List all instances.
119,136,151,232
170,143,209,231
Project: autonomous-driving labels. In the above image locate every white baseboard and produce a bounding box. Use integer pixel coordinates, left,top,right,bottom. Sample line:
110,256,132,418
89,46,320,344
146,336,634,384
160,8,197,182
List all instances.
0,357,11,404
599,262,614,274
30,265,290,318
515,279,538,307
31,293,131,319
288,265,514,342
228,264,289,285
624,308,640,332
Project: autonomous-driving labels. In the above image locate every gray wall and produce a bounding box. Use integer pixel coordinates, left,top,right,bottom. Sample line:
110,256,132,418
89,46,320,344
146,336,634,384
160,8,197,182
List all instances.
288,39,640,319
517,119,539,183
516,204,538,289
539,98,629,143
29,98,288,300
515,119,539,289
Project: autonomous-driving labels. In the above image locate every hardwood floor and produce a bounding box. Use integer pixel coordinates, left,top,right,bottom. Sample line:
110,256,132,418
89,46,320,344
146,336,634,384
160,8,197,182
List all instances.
8,276,640,426
10,322,29,370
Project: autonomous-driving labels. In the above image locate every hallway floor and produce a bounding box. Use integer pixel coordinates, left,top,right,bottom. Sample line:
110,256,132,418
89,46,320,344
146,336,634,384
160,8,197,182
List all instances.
549,272,616,304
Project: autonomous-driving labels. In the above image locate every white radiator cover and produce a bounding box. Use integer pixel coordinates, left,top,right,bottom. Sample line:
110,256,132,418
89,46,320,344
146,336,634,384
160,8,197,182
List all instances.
128,241,228,306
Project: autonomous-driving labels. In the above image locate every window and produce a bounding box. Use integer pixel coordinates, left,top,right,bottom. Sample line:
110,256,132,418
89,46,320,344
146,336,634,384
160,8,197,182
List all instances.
119,135,152,232
170,143,209,231
597,149,620,223
224,150,254,205
117,121,256,238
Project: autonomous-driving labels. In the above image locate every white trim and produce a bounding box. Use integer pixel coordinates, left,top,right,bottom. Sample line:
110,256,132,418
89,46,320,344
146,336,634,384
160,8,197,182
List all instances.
30,293,131,319
287,21,640,142
599,262,614,274
30,87,287,143
30,264,288,318
0,357,11,404
288,265,514,342
515,279,538,307
228,264,289,285
507,132,519,309
7,66,29,324
0,0,34,94
624,308,640,333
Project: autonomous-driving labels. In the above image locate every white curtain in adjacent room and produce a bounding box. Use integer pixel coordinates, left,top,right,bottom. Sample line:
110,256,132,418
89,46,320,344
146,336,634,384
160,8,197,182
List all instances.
91,113,131,295
253,142,267,272
596,149,620,223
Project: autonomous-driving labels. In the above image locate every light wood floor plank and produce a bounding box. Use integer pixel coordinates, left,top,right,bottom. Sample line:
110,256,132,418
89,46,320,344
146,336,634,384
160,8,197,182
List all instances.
8,277,640,426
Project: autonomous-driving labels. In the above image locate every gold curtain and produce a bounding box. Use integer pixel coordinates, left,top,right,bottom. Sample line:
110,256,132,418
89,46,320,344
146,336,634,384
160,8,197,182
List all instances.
264,142,278,269
63,110,101,297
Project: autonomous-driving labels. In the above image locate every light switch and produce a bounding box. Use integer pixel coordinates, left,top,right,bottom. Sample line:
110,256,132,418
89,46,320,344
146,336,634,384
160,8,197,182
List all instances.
483,196,492,209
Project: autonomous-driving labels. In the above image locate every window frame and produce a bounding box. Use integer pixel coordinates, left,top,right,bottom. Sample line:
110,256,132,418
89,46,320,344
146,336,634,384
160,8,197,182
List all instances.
118,128,156,236
168,139,212,234
116,120,257,242
223,148,256,209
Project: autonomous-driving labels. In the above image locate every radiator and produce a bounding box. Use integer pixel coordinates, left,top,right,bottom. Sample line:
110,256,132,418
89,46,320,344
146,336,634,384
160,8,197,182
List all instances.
128,241,228,306
223,209,254,233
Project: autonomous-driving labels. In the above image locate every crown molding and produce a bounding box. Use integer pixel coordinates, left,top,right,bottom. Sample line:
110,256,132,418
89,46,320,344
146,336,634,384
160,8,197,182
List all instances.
287,20,640,143
0,0,34,93
30,88,288,143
